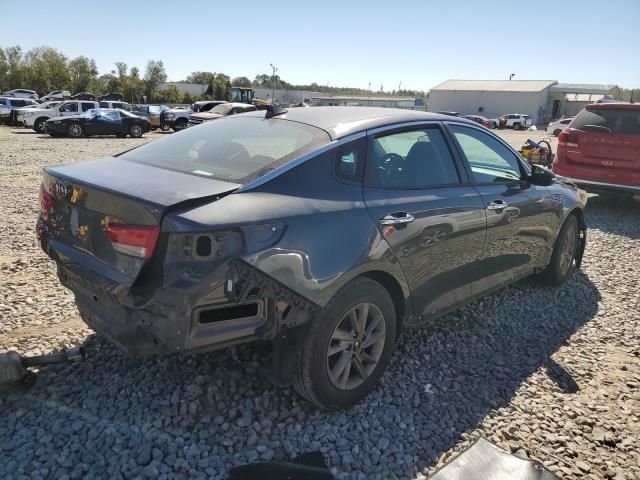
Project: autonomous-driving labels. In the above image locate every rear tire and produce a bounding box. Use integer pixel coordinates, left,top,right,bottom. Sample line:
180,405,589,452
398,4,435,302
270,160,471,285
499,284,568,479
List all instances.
553,129,562,136
294,277,397,409
34,117,47,133
539,215,579,286
67,123,83,138
173,118,187,131
513,122,521,130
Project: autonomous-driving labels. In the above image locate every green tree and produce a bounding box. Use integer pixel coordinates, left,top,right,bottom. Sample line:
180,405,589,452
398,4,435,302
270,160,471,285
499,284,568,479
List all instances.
157,85,181,103
182,92,195,104
4,46,25,90
68,56,98,93
23,46,70,95
124,66,144,103
232,76,251,87
186,71,216,85
144,60,167,102
0,49,9,91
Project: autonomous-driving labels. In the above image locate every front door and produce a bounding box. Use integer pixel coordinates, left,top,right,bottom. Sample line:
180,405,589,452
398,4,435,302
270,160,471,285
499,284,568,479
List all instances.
362,124,487,319
447,123,555,295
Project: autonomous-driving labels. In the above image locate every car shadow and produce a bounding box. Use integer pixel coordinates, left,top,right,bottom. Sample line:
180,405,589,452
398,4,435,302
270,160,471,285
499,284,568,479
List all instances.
0,270,599,478
10,130,38,134
583,194,640,240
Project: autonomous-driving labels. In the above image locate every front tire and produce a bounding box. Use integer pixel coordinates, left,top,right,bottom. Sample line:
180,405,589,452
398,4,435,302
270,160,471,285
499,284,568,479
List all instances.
173,118,187,131
553,129,562,136
67,123,83,138
539,215,579,286
129,124,143,138
294,277,397,409
513,122,521,130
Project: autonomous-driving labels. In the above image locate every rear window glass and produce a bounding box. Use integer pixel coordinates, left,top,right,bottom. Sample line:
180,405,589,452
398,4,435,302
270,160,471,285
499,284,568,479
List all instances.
119,116,330,183
572,108,640,135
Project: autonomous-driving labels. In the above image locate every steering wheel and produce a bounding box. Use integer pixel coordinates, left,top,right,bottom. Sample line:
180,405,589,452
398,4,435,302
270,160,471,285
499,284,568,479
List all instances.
377,153,404,179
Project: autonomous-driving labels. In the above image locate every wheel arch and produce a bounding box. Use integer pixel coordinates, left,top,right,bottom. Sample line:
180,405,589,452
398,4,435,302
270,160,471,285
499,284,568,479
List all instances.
359,269,410,337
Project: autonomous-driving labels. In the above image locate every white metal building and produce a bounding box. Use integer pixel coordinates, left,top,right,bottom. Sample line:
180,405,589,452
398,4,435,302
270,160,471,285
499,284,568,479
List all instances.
311,96,420,109
428,79,619,123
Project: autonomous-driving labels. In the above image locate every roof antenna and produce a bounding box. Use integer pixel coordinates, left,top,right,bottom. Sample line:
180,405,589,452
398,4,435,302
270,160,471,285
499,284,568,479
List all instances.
265,104,288,119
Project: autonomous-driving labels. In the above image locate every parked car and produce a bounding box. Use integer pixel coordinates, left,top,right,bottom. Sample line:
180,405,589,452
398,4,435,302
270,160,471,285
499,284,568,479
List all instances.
498,113,533,130
546,117,574,136
37,107,587,408
98,92,124,102
45,108,150,138
187,102,257,127
164,101,227,131
22,100,99,133
0,97,40,124
71,92,97,101
553,103,640,195
436,111,460,116
41,90,71,101
2,89,39,99
463,114,496,129
15,101,62,125
130,104,171,131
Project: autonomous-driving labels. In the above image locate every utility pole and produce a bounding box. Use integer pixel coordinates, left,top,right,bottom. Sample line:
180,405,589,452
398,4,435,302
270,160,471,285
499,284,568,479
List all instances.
509,73,516,80
270,63,278,104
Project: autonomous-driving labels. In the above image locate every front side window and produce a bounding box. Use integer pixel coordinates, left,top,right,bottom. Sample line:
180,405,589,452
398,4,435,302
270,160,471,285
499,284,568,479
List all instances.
59,103,78,113
366,128,460,188
450,125,522,183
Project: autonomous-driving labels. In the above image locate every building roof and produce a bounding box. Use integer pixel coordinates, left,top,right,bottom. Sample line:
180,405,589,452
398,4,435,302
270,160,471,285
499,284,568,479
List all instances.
431,79,557,92
243,106,473,140
311,96,415,102
564,93,605,102
550,83,617,94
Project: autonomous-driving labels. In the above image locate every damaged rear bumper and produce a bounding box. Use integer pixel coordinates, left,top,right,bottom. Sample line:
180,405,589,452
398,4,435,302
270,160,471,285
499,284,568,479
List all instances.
56,257,317,357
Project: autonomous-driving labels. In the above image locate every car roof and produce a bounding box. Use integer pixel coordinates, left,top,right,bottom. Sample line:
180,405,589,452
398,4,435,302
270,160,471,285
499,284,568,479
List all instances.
242,106,474,140
586,102,640,111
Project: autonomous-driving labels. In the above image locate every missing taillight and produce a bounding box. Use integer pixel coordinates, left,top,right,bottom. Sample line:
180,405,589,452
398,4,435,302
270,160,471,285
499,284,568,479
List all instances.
107,223,160,260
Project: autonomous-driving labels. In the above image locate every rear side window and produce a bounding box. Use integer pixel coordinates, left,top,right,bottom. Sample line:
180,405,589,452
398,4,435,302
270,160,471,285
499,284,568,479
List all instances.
366,128,460,188
81,102,95,112
334,138,365,183
572,108,640,135
99,101,109,108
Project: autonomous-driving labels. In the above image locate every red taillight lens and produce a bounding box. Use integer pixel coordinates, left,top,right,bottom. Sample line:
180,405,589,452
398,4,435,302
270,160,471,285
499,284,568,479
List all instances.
106,223,160,260
558,128,579,148
39,182,54,213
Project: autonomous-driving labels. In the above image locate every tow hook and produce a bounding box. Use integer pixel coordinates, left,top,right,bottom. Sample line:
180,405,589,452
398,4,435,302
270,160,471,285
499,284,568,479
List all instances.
0,347,86,391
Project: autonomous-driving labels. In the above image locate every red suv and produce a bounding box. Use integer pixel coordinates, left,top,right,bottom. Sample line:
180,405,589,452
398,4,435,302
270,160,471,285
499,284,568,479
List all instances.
553,103,640,195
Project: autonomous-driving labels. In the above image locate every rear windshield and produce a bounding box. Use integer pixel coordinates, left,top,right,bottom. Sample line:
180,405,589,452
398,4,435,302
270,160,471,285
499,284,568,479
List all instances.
572,107,640,135
119,116,330,183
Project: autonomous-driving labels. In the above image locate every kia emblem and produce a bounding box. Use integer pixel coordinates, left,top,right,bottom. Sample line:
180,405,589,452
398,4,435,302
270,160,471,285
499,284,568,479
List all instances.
53,180,68,199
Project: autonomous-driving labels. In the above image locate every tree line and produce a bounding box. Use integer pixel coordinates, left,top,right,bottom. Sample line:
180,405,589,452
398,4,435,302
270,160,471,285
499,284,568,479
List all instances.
0,45,430,105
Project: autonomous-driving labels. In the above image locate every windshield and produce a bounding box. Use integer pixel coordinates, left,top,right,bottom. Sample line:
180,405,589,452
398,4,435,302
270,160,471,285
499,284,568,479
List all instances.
120,116,330,183
210,104,233,115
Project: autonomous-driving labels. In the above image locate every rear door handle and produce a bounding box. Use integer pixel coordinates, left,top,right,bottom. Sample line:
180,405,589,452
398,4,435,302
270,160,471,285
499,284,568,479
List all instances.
379,212,415,225
486,200,508,210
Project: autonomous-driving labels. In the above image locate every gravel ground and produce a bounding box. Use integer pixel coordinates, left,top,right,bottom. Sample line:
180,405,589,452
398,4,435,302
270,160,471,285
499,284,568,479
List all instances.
1,125,639,479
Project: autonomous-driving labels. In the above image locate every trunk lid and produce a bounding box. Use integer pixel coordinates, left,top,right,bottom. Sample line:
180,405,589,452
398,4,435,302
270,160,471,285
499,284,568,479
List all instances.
42,157,240,283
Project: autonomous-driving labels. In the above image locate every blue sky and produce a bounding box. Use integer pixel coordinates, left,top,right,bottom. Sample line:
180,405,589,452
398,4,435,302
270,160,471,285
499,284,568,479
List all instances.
2,0,639,90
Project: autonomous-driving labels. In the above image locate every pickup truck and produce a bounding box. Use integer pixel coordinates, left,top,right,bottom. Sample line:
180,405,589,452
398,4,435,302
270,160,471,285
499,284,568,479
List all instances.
22,100,99,133
498,113,533,130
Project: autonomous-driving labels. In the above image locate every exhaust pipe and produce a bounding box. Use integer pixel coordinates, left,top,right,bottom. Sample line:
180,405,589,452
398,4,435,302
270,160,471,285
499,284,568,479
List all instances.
0,347,85,391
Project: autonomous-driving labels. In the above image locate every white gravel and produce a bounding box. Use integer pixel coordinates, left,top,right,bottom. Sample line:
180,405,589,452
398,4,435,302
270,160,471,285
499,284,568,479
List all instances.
1,125,639,480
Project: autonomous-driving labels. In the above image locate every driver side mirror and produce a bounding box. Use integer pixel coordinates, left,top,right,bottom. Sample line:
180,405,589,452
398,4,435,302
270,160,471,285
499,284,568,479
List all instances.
527,164,554,186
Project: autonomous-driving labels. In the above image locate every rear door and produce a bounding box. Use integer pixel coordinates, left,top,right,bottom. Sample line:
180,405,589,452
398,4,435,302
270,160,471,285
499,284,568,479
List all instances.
447,123,555,295
362,123,487,319
569,106,640,185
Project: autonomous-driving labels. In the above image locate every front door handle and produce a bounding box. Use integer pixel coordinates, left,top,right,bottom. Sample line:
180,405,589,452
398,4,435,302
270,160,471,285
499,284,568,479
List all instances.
486,200,508,210
379,212,415,225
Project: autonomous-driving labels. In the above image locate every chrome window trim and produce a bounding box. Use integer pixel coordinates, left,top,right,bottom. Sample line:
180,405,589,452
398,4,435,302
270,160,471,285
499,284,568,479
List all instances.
366,120,443,137
237,131,367,192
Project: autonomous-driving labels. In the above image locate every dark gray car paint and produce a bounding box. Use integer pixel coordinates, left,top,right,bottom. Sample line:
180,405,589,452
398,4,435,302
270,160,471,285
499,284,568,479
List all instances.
38,108,586,358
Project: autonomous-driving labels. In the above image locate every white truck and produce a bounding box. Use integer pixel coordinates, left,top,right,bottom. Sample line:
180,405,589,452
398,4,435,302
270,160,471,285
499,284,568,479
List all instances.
498,113,533,130
22,100,99,133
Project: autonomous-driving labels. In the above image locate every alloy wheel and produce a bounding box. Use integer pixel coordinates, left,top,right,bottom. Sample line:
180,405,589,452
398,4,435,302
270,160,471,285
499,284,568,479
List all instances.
68,124,82,138
560,223,578,275
130,125,142,137
326,303,386,390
